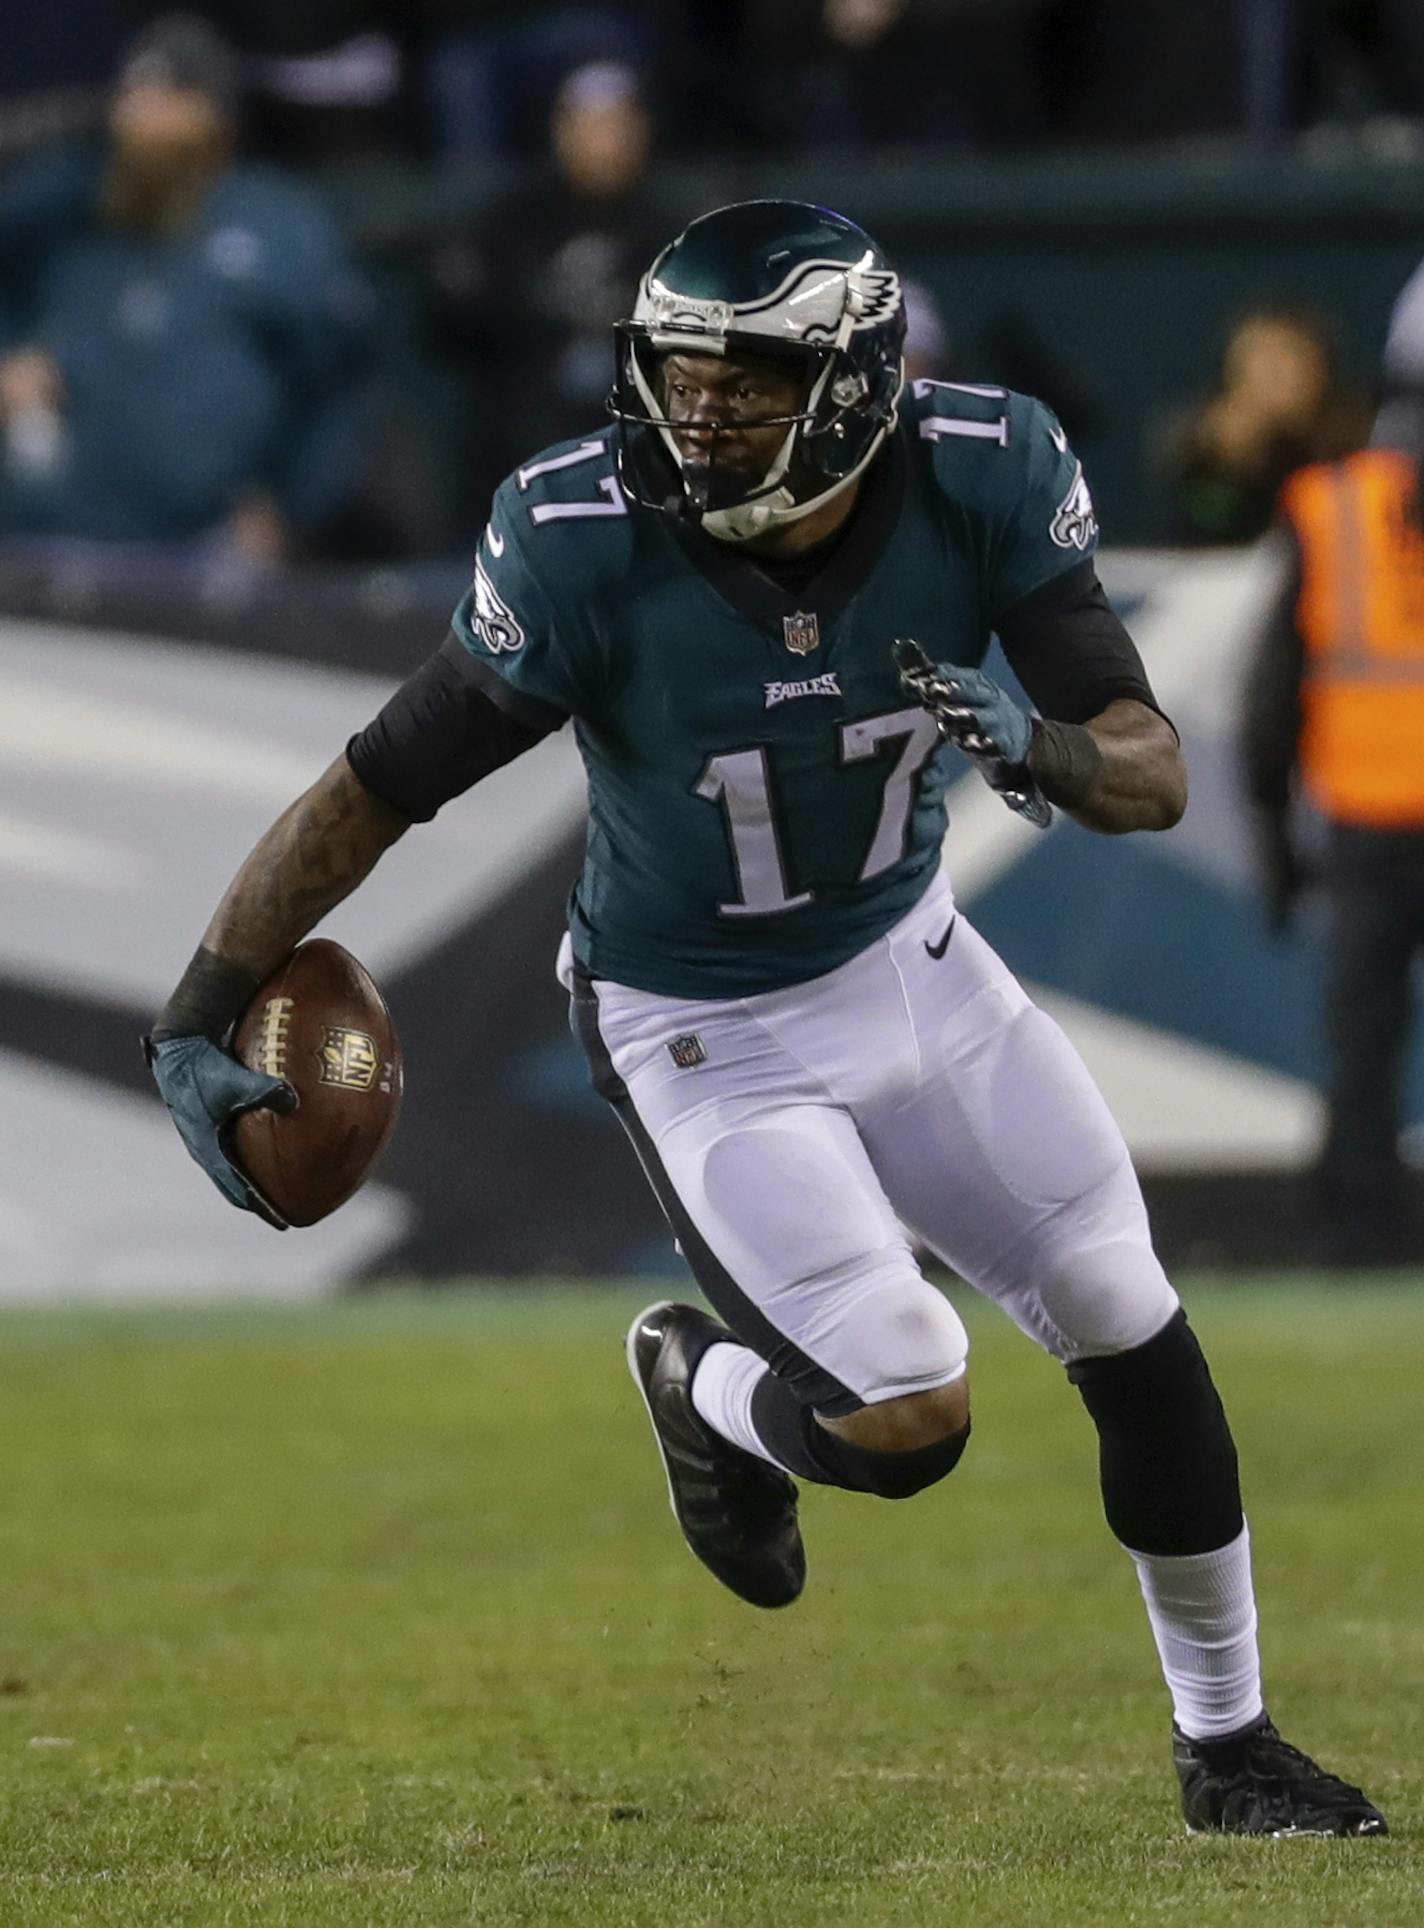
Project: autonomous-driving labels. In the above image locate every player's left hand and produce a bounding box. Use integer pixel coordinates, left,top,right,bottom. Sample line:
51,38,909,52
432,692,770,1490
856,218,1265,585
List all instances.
895,639,1052,828
926,665,1033,767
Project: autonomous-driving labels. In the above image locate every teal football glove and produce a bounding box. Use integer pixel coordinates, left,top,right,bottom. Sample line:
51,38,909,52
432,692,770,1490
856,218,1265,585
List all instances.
925,664,1033,766
894,639,1051,828
145,1034,296,1226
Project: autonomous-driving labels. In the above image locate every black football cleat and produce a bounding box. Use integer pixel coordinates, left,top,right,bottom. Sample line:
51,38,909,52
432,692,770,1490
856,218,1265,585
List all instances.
626,1301,805,1610
1173,1716,1388,1837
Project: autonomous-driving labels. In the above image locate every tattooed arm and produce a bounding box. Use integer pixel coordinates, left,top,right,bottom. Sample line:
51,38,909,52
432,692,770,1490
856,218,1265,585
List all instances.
203,755,408,978
150,755,410,1041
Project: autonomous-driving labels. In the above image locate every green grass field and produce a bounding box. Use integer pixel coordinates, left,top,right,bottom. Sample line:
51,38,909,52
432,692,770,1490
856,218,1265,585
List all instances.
0,1280,1418,1927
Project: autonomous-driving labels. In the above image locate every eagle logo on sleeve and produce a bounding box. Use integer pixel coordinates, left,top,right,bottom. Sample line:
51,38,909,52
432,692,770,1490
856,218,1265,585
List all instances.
470,554,526,653
1050,462,1098,551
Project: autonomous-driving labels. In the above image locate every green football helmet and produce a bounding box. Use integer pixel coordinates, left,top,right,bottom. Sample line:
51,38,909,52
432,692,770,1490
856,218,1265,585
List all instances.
609,199,907,543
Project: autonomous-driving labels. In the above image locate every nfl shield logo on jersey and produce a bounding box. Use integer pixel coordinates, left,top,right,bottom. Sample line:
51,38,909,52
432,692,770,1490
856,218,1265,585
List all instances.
667,1033,707,1069
782,610,820,656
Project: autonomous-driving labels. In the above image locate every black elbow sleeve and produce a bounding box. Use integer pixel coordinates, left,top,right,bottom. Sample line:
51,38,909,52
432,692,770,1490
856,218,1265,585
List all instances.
997,561,1172,730
347,634,552,821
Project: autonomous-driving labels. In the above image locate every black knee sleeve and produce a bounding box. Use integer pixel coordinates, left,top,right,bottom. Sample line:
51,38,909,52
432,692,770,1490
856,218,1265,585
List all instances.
750,1373,970,1498
1068,1308,1243,1556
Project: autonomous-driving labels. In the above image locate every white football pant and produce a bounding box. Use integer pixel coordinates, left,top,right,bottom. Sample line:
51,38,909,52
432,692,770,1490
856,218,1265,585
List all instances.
565,870,1178,1415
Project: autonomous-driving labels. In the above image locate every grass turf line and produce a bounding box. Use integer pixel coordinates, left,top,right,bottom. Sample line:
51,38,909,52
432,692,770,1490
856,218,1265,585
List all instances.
0,1279,1416,1926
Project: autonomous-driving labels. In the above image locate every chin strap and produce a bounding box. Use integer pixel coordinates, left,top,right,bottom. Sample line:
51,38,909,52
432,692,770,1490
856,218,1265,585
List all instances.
700,422,891,543
629,334,893,545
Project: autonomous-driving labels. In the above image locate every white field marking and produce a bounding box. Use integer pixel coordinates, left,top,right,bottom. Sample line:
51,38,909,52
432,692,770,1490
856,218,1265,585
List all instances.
0,810,145,888
0,672,318,803
344,727,588,982
0,615,588,1003
0,1046,411,1300
945,546,1283,904
1028,980,1320,1170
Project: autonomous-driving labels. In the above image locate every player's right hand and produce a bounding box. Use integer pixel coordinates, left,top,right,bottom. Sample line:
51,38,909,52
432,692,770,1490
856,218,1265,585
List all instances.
144,1034,297,1223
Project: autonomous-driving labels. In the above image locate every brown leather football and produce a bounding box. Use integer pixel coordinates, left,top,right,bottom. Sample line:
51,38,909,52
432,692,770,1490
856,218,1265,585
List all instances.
228,939,402,1228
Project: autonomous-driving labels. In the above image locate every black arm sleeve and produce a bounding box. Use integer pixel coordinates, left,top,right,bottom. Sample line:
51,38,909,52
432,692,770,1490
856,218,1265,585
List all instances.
345,632,558,823
1240,528,1305,816
996,560,1172,730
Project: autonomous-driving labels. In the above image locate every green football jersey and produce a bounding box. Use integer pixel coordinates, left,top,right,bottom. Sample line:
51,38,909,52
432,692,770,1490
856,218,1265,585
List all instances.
452,380,1097,998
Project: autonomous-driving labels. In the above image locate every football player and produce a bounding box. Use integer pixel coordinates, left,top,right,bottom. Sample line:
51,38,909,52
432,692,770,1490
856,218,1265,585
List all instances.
148,201,1385,1838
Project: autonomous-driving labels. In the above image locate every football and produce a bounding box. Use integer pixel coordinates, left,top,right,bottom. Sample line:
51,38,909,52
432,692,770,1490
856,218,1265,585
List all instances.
228,939,402,1227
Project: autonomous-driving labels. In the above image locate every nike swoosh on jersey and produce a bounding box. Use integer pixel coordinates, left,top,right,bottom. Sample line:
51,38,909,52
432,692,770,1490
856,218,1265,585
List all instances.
1049,422,1069,454
924,916,957,960
486,526,506,558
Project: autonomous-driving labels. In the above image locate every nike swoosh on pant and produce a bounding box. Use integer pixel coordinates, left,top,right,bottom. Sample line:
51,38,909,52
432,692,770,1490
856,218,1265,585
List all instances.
924,916,957,960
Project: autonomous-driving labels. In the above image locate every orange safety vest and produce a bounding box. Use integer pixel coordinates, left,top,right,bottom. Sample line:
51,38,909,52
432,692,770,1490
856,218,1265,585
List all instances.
1280,448,1424,827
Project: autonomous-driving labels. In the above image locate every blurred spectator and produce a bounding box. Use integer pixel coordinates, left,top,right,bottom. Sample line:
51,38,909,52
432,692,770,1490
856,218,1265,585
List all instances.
427,59,663,499
0,0,129,171
746,0,1049,153
1049,0,1268,146
1243,427,1424,1245
163,1,408,169
1303,0,1424,135
956,311,1104,450
420,1,656,161
1372,254,1424,454
1161,306,1368,546
0,14,375,559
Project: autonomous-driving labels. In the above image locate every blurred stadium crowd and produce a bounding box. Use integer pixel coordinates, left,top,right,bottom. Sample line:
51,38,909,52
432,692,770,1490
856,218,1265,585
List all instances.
1,1,1421,563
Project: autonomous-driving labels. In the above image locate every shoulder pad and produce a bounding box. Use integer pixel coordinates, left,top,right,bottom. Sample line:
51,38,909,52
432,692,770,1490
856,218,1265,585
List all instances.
902,377,1018,446
903,380,1060,472
906,384,1070,502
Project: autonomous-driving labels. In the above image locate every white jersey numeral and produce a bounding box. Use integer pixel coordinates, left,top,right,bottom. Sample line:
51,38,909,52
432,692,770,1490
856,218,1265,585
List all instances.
913,380,1008,401
918,414,1009,446
696,708,942,917
840,707,942,880
695,748,814,917
518,440,630,525
528,475,627,524
517,441,607,488
913,378,1010,447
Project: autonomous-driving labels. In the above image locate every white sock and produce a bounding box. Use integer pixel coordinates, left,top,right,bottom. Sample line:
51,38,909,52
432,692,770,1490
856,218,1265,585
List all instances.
1127,1522,1265,1741
690,1341,782,1467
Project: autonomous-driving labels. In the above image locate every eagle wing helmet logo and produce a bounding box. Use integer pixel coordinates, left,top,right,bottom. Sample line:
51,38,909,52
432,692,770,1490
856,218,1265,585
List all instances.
845,267,901,326
729,258,903,343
